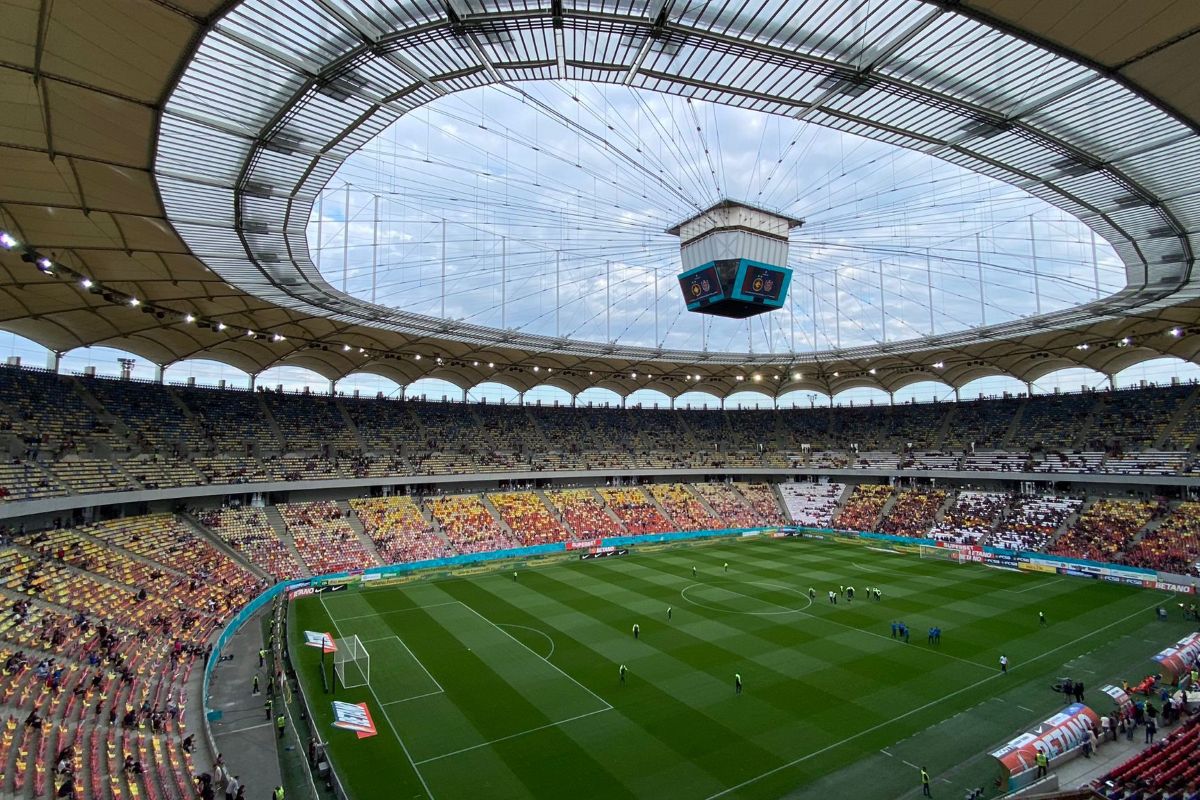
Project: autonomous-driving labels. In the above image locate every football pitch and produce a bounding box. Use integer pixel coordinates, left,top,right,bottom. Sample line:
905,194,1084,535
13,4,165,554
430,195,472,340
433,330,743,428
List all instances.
289,536,1190,799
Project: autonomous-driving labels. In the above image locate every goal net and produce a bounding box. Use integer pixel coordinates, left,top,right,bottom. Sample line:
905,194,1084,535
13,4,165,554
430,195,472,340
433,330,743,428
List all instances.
333,635,370,689
919,545,966,563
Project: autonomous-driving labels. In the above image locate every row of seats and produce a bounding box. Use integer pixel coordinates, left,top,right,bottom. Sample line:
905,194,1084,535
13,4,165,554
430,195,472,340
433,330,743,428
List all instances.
779,483,844,527
5,367,1200,466
0,513,257,800
1050,499,1160,562
880,489,947,538
278,501,380,575
198,507,306,580
833,485,893,531
348,497,450,563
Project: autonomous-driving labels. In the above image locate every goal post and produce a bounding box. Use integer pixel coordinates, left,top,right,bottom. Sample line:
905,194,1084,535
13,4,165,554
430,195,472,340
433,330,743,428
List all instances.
333,635,370,689
919,544,966,563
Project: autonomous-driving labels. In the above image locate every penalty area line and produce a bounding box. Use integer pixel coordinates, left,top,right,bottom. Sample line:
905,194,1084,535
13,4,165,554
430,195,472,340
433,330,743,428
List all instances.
320,593,437,800
414,707,612,765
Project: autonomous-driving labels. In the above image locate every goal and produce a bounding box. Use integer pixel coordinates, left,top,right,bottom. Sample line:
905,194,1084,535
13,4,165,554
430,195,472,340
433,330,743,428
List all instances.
333,635,370,689
919,545,967,563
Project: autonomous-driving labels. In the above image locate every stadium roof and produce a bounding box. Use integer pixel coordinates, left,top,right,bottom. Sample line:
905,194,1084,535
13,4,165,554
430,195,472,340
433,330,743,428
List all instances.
2,0,1200,400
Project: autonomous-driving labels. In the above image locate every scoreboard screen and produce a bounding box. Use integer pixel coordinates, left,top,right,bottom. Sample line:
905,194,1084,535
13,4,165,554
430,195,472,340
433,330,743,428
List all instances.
679,264,724,307
736,264,787,302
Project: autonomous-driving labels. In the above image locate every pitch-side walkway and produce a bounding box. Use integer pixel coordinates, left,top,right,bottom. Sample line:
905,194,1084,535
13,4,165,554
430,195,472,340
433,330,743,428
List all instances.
208,608,284,798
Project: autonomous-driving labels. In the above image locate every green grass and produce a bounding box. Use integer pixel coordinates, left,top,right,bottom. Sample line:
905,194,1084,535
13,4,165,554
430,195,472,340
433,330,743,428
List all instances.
289,536,1189,800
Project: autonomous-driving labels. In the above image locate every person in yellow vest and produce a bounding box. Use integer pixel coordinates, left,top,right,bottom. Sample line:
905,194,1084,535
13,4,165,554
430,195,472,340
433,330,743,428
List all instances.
1035,747,1048,779
920,766,931,797
273,786,284,800
275,713,286,739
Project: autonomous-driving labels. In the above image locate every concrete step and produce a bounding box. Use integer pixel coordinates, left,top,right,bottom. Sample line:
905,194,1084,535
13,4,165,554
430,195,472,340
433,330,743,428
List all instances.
263,506,312,577
337,500,385,564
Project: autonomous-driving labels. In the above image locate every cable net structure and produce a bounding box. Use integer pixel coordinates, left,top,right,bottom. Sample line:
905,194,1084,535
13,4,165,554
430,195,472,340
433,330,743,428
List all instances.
309,82,1124,356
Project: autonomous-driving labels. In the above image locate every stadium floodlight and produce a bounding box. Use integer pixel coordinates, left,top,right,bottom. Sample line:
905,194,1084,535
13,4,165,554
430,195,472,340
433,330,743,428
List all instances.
868,368,876,375
80,278,93,288
184,314,195,323
216,322,226,331
792,372,801,380
0,232,17,248
1169,328,1182,337
128,297,140,306
488,362,494,368
931,362,944,369
333,635,370,689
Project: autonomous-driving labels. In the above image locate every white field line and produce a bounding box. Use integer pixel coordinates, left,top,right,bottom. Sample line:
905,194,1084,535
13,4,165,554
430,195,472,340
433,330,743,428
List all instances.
321,593,436,799
329,600,461,622
414,707,612,765
704,593,1174,800
455,601,613,711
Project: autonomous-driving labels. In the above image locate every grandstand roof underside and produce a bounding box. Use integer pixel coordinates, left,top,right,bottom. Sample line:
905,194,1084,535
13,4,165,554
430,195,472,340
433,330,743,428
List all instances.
2,0,1200,399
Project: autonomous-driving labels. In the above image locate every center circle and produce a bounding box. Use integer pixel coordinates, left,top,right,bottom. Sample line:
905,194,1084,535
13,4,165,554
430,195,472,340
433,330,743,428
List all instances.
680,581,814,616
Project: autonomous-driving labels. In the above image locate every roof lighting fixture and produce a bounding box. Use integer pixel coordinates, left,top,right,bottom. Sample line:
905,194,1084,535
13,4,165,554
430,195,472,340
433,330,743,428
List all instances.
630,372,636,379
37,257,53,274
413,354,421,360
753,374,761,382
736,375,744,381
359,347,366,354
1118,337,1131,347
0,232,17,249
184,314,195,323
833,372,840,378
216,322,226,331
932,362,944,369
533,366,540,372
80,278,93,289
1075,343,1089,351
472,361,479,367
1169,328,1182,338
488,362,494,368
272,333,285,342
342,344,351,351
588,370,594,375
128,297,140,307
868,368,876,375
792,372,801,380
246,329,255,337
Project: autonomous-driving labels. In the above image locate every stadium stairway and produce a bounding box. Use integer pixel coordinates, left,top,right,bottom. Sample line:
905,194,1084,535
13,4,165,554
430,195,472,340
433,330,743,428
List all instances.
1153,385,1200,449
931,489,958,523
180,513,270,582
874,488,900,531
929,407,956,450
261,507,312,577
333,400,368,452
642,486,678,529
831,482,856,522
684,484,723,521
531,489,574,540
1069,396,1104,450
477,494,515,539
997,399,1028,449
1048,497,1093,549
1127,500,1177,545
72,378,133,451
336,501,385,563
253,394,285,452
588,488,629,534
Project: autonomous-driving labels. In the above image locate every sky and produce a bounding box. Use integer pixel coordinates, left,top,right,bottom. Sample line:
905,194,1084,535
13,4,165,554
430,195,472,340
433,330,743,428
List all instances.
2,81,1195,406
309,81,1125,356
